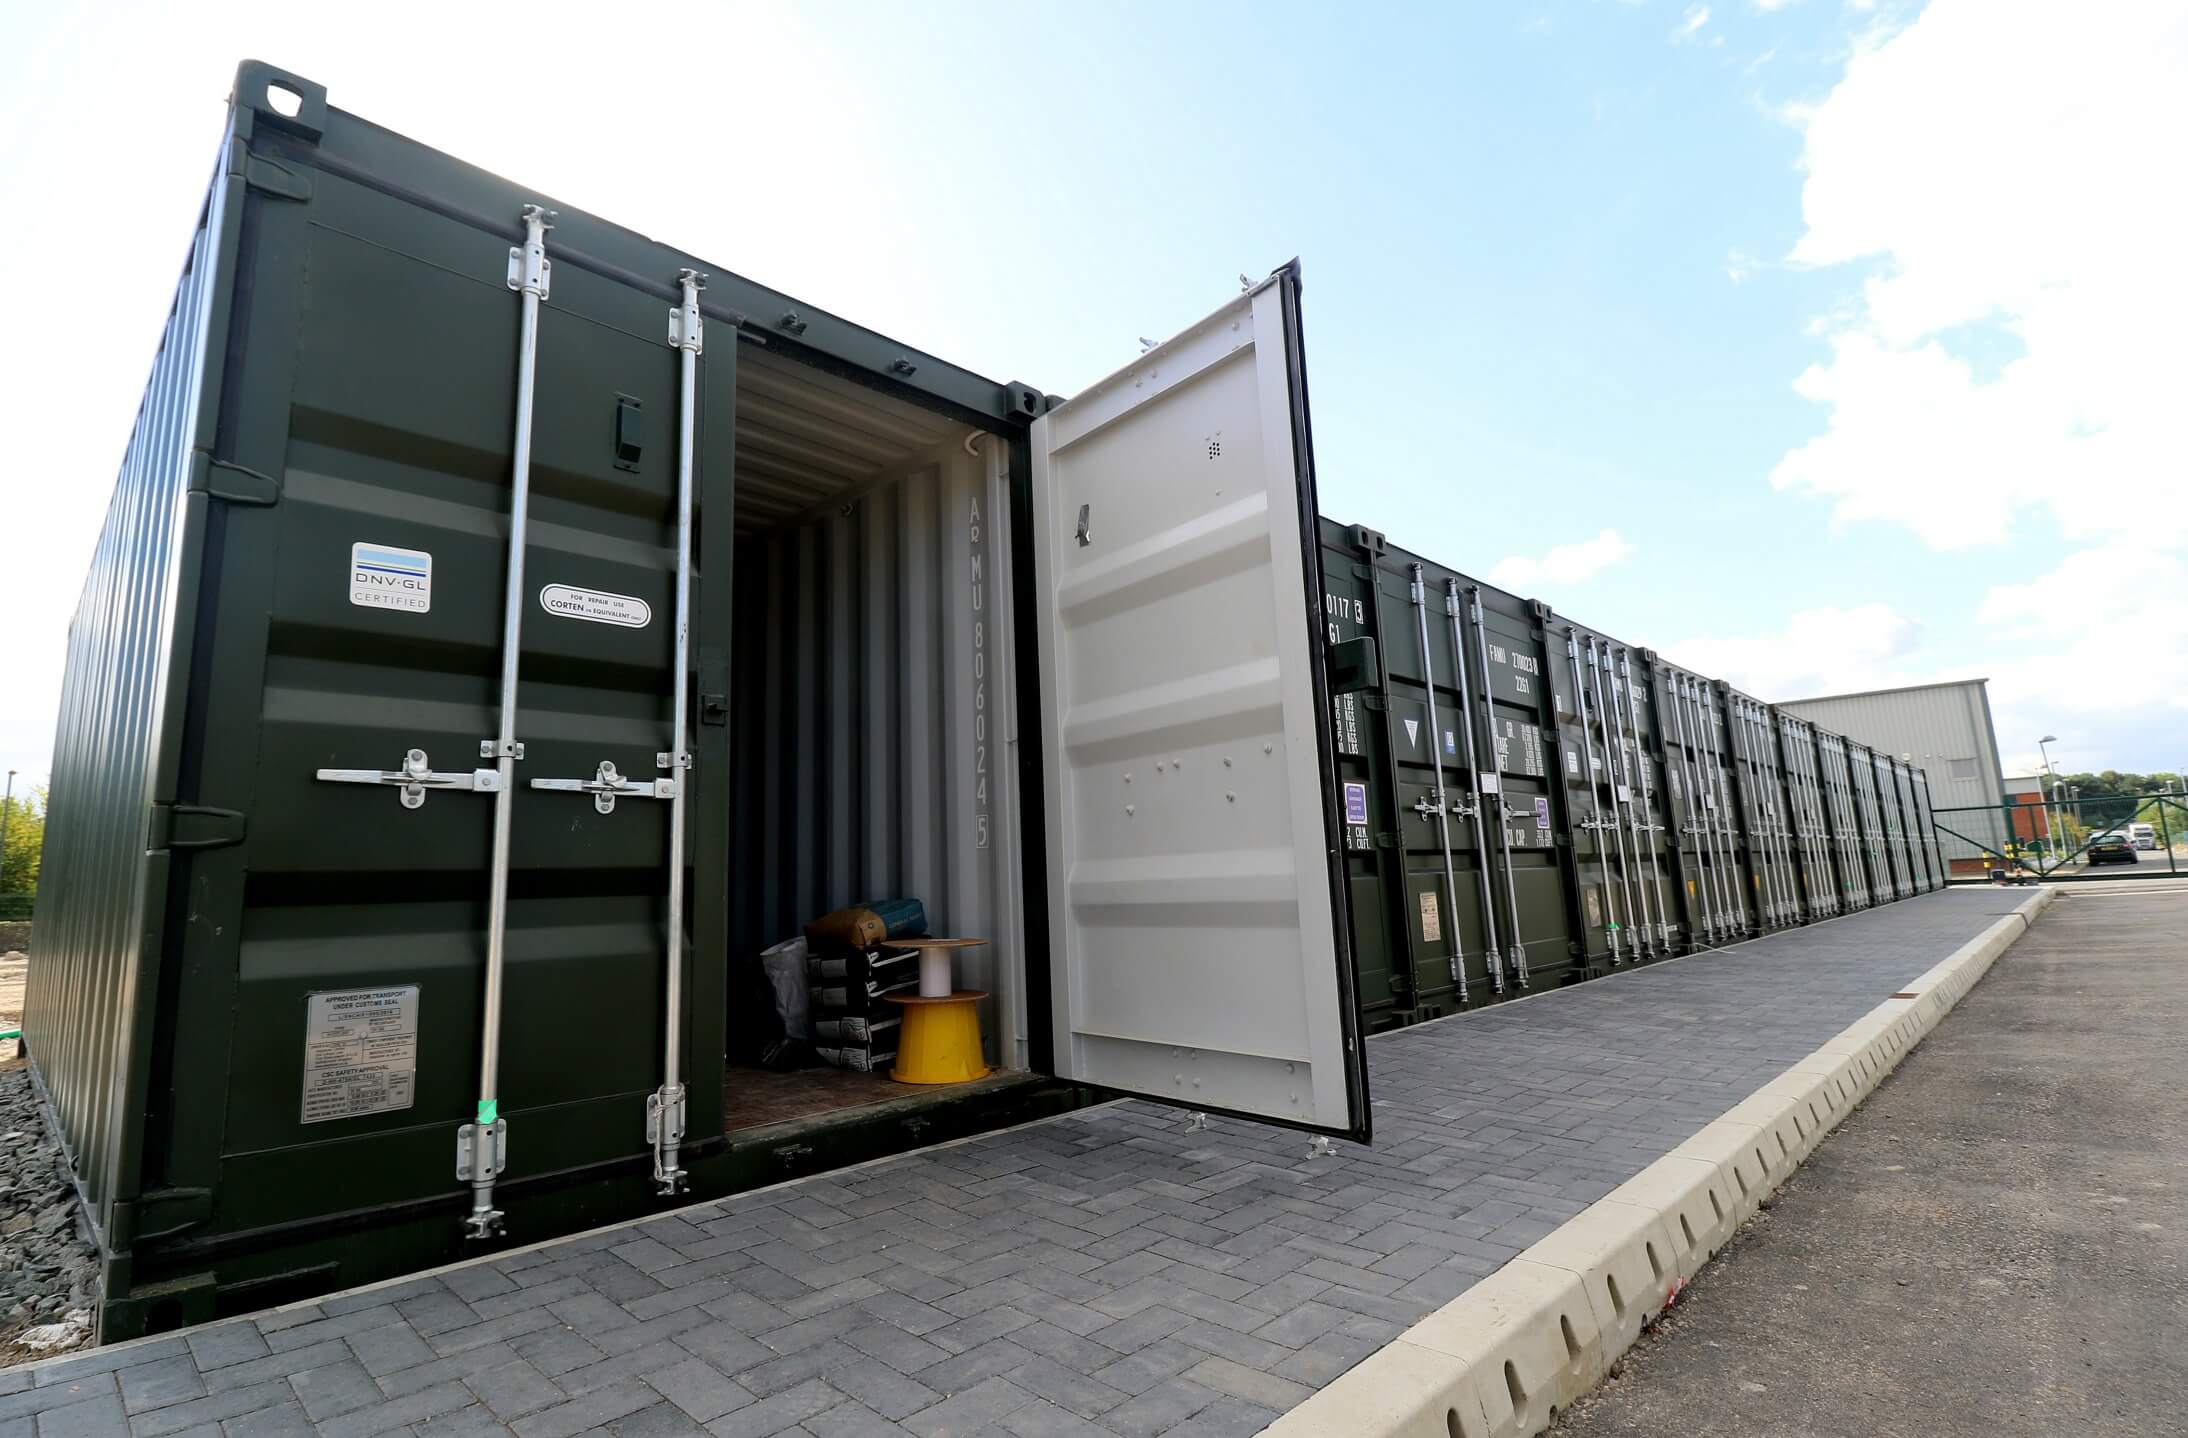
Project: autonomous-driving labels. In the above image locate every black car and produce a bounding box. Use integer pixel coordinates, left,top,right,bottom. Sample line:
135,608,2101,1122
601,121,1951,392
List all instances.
2088,832,2139,865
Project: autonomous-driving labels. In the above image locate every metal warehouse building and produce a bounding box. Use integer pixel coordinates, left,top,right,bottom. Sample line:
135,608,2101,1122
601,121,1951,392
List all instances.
1777,678,2006,875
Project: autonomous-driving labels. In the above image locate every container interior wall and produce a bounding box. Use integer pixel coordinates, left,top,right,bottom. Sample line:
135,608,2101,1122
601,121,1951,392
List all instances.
727,348,1021,1071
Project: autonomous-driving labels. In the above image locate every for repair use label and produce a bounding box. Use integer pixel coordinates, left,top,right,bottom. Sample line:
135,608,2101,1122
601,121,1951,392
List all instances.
300,986,419,1124
540,584,652,628
349,543,432,613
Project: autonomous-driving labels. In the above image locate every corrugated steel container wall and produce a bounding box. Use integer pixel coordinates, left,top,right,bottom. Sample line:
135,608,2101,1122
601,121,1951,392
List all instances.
1896,758,1939,892
1815,730,1874,910
1910,767,1947,888
1773,715,1847,920
1845,741,1898,901
1306,514,1961,1013
1778,680,2004,865
1644,659,1754,943
28,126,241,1248
728,444,1025,1059
1552,625,1678,966
1318,524,1577,1026
1721,689,1804,931
1872,751,1916,899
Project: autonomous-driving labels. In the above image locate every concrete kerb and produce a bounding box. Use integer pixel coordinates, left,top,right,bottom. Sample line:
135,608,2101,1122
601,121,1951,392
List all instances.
1264,885,2057,1438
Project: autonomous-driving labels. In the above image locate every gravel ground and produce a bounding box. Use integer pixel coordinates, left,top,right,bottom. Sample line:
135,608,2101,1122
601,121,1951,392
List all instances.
0,953,99,1367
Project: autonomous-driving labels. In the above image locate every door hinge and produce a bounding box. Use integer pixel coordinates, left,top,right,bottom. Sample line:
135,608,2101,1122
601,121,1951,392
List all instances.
149,803,247,851
240,153,313,201
188,452,282,506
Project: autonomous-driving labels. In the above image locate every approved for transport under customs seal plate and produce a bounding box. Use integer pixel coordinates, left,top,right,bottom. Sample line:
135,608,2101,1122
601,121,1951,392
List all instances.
300,986,420,1124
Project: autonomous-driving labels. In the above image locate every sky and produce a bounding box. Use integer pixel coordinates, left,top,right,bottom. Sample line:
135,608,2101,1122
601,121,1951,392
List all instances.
2,0,2183,801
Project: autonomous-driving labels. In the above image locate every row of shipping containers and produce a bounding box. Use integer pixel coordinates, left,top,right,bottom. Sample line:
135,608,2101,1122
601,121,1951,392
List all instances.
1318,522,1947,1031
29,63,1944,1339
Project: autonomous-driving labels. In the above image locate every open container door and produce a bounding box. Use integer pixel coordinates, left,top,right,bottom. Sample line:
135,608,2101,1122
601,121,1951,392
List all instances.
1030,265,1369,1141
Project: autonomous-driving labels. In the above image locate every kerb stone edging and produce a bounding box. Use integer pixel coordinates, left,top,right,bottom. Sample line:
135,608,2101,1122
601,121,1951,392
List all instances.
1263,885,2058,1438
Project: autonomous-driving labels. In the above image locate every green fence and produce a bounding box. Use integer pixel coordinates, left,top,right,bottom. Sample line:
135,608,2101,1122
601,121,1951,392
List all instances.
1932,793,2187,881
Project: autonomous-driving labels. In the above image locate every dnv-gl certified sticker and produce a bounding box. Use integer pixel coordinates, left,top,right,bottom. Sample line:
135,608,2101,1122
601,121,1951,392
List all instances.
349,543,431,613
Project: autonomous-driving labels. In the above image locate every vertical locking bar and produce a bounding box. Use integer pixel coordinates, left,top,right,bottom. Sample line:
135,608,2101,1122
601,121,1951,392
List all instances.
1662,674,1715,941
1681,676,1734,936
1599,640,1656,956
462,203,552,1239
1564,631,1622,963
1619,651,1674,949
1467,590,1526,986
1449,584,1523,987
1408,567,1471,1001
1584,639,1639,959
1726,698,1778,925
651,269,705,1194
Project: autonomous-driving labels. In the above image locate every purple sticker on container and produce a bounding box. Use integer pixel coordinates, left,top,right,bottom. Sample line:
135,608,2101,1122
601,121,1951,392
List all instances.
1535,796,1551,829
1344,781,1369,826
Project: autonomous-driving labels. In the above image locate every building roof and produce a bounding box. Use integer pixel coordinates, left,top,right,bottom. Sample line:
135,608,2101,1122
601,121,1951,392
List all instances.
1779,676,1991,706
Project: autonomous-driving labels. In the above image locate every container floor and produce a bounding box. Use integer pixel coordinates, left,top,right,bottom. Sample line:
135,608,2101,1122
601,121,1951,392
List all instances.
27,889,2025,1437
721,1063,918,1133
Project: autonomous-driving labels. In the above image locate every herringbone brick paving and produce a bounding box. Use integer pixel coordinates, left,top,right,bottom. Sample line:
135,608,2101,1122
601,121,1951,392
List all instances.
7,889,2015,1437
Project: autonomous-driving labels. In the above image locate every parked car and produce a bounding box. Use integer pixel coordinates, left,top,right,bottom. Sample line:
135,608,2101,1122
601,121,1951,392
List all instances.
2088,832,2139,865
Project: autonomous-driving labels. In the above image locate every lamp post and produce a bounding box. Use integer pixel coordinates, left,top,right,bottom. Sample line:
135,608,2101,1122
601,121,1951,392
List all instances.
2037,736,2060,868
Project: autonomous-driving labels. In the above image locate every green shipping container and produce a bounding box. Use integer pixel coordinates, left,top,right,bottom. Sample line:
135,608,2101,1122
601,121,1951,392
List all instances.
34,62,1385,1339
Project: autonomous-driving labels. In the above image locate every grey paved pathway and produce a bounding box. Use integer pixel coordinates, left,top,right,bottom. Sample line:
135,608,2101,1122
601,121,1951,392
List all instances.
3,889,2016,1438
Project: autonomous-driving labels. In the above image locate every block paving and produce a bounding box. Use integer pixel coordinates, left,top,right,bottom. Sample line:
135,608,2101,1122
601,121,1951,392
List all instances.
6,889,2015,1437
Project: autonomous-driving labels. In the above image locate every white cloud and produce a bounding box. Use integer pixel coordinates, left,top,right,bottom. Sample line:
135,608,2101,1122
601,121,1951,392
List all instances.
1675,5,1713,39
1487,529,1636,591
1771,0,2188,550
1758,0,2188,771
1974,541,2188,774
1664,603,1925,701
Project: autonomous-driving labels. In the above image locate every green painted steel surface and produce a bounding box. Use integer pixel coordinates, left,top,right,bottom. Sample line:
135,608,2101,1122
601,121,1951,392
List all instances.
1315,517,1948,1029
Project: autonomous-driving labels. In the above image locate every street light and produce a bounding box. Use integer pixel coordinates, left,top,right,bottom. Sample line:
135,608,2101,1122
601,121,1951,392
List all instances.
2037,737,2061,865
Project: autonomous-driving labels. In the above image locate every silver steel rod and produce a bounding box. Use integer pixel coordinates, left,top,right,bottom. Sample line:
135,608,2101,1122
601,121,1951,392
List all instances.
1426,573,1496,989
467,202,552,1239
1662,670,1718,941
1780,722,1805,913
1620,651,1673,949
1585,640,1640,958
1734,700,1787,925
1704,686,1745,933
1565,631,1623,962
1453,585,1524,987
1763,706,1800,920
652,269,705,1195
1826,741,1853,907
1839,743,1869,907
1795,721,1827,911
1600,642,1656,956
1466,590,1525,984
1408,567,1471,1001
1686,677,1739,935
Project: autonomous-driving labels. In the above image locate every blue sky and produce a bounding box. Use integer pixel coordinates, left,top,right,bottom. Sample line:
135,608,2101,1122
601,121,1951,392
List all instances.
3,0,2183,792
